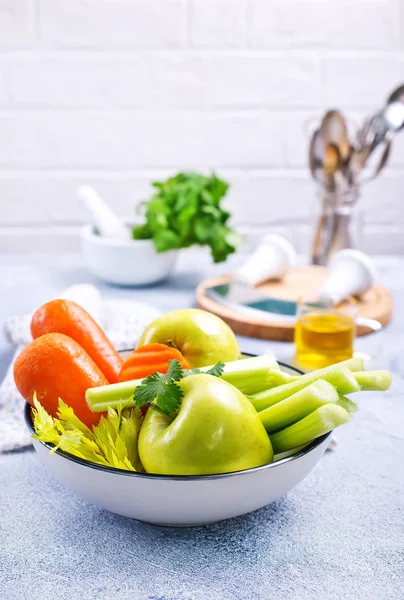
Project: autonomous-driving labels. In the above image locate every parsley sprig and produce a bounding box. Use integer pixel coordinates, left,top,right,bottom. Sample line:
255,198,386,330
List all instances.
184,363,224,377
133,360,225,417
132,172,243,263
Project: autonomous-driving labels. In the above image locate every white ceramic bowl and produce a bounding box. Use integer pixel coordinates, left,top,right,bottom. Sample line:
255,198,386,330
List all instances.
81,221,178,286
25,362,331,527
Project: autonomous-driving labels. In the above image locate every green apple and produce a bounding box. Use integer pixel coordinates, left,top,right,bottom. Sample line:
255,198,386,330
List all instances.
137,308,240,368
138,374,273,475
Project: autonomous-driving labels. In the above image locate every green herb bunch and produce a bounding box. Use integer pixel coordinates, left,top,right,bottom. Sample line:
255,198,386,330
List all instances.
132,172,243,263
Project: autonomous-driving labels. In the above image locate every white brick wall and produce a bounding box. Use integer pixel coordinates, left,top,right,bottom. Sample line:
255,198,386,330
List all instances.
39,0,188,49
0,0,36,48
249,0,397,49
0,0,403,254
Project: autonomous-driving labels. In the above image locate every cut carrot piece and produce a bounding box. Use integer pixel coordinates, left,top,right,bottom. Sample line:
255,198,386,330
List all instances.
119,343,190,382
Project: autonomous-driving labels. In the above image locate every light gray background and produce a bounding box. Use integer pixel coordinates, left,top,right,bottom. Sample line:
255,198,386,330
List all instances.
1,252,403,600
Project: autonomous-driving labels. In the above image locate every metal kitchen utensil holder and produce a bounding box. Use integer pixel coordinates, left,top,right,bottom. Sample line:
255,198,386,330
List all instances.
309,84,404,265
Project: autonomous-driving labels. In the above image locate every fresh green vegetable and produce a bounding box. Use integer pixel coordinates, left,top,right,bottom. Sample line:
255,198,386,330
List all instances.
87,359,225,415
33,350,393,475
132,172,243,263
250,365,361,412
86,355,280,412
86,378,144,414
187,363,225,377
336,395,359,414
337,357,366,372
32,395,142,471
353,370,392,391
130,359,224,417
206,355,280,394
270,404,351,454
259,379,338,433
263,369,298,388
259,357,364,390
132,359,186,416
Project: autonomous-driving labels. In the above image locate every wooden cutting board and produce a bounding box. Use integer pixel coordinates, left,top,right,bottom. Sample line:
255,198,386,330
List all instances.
196,265,393,341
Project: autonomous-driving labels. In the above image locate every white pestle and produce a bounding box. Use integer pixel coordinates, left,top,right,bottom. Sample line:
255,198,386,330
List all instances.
319,249,376,305
77,185,131,240
234,234,296,286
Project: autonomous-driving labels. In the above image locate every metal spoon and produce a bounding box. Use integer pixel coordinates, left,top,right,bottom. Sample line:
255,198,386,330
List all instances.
349,106,398,183
360,137,392,183
374,139,391,176
356,86,404,154
383,101,404,133
387,83,404,105
309,129,333,263
309,130,344,189
309,128,324,184
318,110,351,163
311,143,345,264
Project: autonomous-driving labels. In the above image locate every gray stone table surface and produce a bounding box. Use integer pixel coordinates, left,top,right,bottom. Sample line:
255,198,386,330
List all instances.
0,252,403,600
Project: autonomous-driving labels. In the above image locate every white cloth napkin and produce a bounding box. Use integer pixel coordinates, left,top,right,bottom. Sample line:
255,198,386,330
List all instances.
0,284,161,453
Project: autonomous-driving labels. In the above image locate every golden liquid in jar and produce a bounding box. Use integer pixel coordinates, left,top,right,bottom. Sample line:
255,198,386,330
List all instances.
294,313,355,369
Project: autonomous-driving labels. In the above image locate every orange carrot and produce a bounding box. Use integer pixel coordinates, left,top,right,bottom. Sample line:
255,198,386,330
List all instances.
31,299,123,383
119,343,190,382
14,333,108,427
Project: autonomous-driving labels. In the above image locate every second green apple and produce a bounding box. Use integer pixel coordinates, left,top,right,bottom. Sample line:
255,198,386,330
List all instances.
137,308,241,367
139,374,273,476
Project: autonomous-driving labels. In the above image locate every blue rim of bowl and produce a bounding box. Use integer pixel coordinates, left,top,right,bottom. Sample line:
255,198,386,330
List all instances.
24,355,331,481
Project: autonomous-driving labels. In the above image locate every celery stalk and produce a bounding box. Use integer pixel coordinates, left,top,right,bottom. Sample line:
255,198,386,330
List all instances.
86,379,142,413
336,395,358,414
353,370,392,391
259,379,338,433
86,355,280,412
250,364,360,412
257,356,363,391
263,369,299,388
270,404,351,454
214,355,280,394
339,357,365,372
